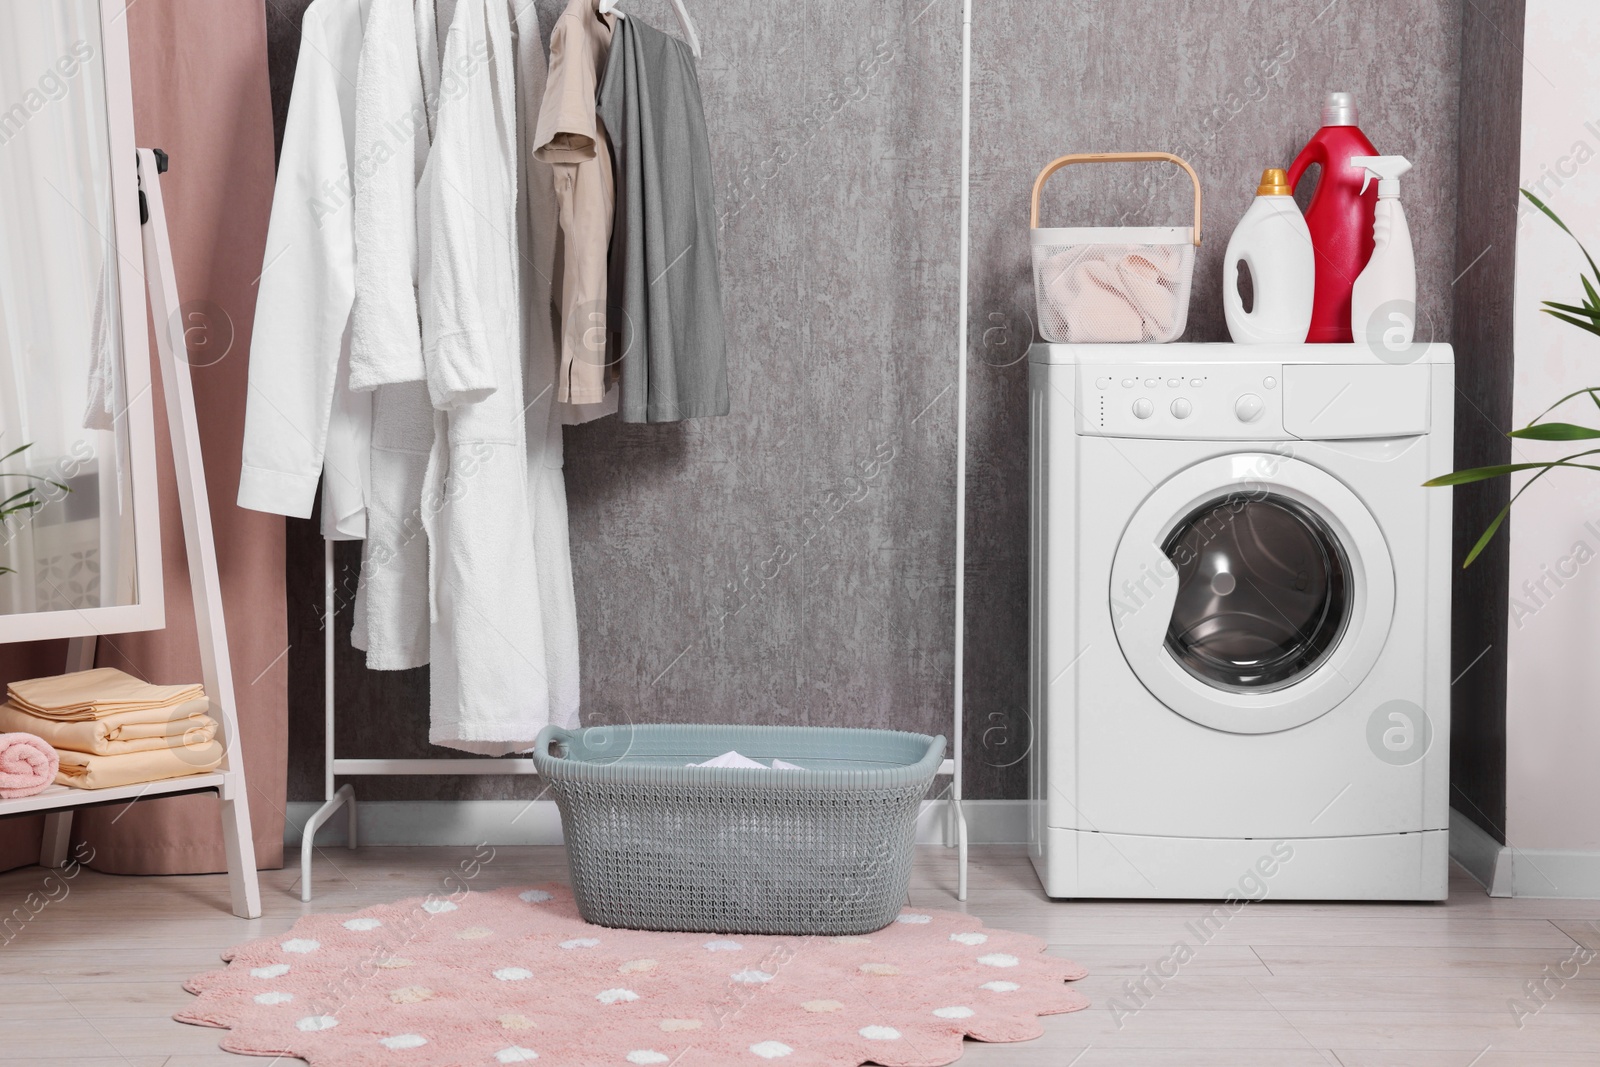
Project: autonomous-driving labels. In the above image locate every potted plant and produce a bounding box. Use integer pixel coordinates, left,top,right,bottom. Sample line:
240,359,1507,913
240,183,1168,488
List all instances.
1425,191,1600,563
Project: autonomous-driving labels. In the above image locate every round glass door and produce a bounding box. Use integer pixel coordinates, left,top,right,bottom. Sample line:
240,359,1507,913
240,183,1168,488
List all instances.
1108,453,1394,733
1161,494,1350,693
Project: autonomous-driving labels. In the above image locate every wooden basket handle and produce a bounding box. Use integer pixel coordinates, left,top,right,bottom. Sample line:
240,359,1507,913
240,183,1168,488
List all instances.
1030,152,1203,246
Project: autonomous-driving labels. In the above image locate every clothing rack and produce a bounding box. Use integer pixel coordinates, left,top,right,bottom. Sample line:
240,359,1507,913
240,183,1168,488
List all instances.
299,537,963,901
298,0,976,905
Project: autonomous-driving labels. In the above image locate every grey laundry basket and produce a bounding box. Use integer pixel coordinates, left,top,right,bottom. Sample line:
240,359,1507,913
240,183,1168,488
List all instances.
532,723,947,935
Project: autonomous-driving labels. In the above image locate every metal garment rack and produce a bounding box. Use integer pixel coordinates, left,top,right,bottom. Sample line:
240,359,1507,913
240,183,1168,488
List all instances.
298,537,964,902
298,0,975,904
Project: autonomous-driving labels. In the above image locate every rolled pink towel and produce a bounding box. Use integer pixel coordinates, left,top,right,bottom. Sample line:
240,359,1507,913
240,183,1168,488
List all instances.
0,733,59,799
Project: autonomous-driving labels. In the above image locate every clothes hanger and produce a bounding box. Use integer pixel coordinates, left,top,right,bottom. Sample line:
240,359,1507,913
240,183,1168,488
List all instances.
598,0,702,58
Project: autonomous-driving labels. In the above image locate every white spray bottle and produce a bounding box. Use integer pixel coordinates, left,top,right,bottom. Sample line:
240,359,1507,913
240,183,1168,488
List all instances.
1349,155,1416,352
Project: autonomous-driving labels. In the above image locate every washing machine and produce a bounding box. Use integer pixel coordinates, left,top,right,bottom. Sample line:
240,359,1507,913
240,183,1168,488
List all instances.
1028,342,1453,900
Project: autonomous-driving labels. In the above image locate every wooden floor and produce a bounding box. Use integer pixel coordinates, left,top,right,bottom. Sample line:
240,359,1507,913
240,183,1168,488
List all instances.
3,844,1599,1065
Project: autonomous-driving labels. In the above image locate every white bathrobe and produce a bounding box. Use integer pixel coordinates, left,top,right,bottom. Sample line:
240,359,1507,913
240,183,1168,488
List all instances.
237,0,373,541
347,0,429,392
513,0,584,739
349,0,441,671
418,0,581,752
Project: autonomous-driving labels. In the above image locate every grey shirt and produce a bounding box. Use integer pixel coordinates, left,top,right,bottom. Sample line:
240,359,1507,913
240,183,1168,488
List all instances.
597,15,729,423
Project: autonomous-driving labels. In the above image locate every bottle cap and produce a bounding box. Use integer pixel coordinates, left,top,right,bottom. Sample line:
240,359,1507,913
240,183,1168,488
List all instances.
1256,168,1292,196
1322,91,1358,127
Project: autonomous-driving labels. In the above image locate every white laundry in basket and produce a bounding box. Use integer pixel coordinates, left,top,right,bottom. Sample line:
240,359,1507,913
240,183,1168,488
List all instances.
1033,235,1194,344
1029,152,1203,344
687,751,805,771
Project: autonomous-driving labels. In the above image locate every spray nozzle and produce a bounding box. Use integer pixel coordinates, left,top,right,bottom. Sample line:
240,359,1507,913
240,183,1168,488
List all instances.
1351,155,1413,197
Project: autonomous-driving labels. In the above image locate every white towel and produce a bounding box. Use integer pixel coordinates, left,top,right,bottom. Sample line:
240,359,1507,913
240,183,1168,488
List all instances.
688,752,805,771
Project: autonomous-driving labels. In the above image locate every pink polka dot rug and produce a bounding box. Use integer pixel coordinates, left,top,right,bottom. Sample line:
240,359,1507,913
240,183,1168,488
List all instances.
177,882,1089,1065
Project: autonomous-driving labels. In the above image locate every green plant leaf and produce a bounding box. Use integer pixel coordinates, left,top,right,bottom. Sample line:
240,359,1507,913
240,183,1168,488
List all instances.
1424,461,1569,486
1453,458,1600,565
1524,188,1600,282
1455,197,1600,567
1424,449,1600,487
0,443,33,464
1527,387,1600,425
1460,464,1551,566
1462,504,1509,567
1542,300,1600,320
1509,422,1600,440
1543,308,1600,337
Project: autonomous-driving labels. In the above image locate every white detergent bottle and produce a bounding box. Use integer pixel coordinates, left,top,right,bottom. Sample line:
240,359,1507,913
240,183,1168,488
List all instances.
1223,168,1316,343
1349,155,1416,353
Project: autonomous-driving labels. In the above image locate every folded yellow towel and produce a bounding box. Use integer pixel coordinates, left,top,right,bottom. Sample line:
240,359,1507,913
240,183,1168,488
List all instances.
27,697,213,732
55,741,224,790
7,668,205,721
86,697,214,736
0,701,216,756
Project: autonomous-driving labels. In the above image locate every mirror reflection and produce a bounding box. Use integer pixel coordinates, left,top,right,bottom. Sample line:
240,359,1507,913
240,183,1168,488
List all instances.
0,0,137,616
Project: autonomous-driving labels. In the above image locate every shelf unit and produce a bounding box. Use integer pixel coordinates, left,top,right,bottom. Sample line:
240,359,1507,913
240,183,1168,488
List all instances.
5,147,260,919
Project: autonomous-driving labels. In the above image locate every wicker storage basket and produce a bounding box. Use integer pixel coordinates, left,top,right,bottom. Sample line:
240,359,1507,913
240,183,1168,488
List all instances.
532,723,947,935
1031,151,1203,343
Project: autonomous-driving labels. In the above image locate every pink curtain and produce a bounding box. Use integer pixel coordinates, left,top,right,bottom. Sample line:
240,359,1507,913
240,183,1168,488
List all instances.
0,0,285,875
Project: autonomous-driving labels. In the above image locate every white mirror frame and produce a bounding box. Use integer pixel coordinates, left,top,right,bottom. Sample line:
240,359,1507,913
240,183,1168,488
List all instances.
0,0,164,644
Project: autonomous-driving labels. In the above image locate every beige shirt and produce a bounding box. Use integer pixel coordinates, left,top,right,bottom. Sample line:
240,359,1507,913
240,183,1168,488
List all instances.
533,0,615,407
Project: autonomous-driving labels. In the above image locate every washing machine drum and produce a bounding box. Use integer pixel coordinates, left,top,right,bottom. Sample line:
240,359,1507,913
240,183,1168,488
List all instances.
1111,454,1395,734
1163,494,1349,692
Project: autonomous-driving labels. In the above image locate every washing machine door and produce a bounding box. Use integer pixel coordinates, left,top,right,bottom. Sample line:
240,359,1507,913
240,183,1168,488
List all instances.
1109,452,1395,733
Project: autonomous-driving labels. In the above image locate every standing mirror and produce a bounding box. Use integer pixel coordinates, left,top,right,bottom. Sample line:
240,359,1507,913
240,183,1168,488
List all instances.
0,0,162,641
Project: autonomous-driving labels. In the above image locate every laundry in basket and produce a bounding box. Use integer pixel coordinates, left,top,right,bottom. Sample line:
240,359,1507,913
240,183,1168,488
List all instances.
1031,152,1203,344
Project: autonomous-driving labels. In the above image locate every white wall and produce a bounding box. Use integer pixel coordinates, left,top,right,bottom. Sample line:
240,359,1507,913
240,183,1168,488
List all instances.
1505,0,1600,851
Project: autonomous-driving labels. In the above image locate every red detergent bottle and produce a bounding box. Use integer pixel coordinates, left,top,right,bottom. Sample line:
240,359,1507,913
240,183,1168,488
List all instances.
1286,92,1379,343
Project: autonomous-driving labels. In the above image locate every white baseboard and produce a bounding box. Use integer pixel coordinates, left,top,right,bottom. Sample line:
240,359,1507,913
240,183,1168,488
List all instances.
285,799,1031,849
1500,847,1600,899
1449,807,1513,896
284,801,1600,898
1449,807,1600,899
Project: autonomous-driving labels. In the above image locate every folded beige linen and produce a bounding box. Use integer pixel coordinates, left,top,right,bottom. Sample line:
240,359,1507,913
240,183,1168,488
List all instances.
54,741,224,790
0,702,216,756
35,696,213,730
7,668,205,721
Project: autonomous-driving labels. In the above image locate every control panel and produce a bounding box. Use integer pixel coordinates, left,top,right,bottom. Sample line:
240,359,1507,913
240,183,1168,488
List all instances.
1078,364,1288,440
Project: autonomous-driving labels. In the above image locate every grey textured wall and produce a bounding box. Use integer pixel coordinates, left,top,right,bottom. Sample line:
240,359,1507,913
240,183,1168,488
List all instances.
276,0,1468,804
1447,0,1524,844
